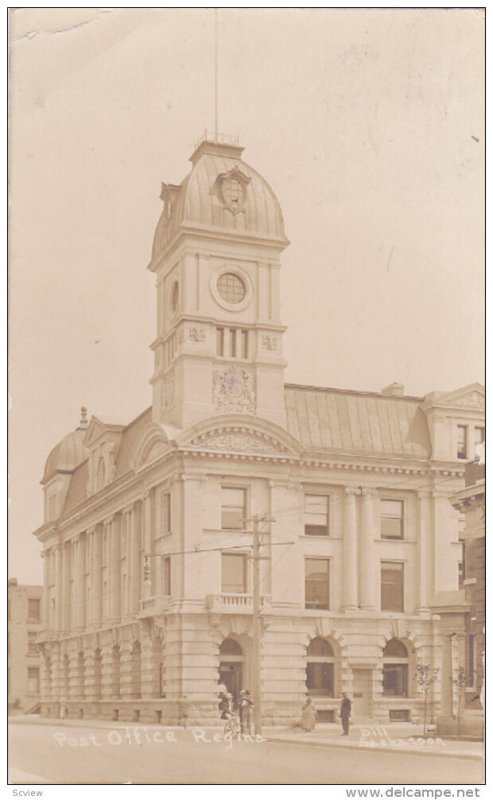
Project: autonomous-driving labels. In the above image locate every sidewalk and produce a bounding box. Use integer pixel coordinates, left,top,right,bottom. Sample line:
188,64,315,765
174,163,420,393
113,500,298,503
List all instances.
265,723,484,761
9,715,484,762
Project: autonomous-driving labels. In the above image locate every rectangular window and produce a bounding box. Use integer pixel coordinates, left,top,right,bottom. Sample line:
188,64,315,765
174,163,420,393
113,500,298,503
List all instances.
466,634,476,688
381,562,404,612
162,492,171,534
162,557,171,596
27,632,38,656
304,494,329,536
27,598,41,623
221,553,248,593
305,558,330,610
221,487,246,530
457,425,468,459
216,327,225,357
241,330,249,359
27,667,40,695
381,499,404,539
458,541,465,588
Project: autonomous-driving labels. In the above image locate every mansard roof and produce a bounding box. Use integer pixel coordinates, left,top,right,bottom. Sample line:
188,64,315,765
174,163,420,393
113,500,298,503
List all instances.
55,380,484,518
150,138,288,266
285,384,432,460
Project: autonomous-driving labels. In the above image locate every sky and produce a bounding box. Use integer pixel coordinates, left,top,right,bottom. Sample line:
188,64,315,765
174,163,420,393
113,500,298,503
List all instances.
9,8,484,584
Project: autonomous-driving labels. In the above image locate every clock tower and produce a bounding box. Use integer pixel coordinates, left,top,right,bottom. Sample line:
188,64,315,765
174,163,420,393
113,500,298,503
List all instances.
147,135,289,431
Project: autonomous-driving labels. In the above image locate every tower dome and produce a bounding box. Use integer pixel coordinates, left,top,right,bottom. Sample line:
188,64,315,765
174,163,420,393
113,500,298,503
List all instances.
150,136,288,265
41,408,89,485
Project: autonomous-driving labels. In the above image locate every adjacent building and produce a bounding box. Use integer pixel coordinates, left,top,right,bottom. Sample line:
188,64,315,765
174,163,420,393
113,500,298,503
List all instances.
8,579,43,712
447,446,485,737
34,135,484,726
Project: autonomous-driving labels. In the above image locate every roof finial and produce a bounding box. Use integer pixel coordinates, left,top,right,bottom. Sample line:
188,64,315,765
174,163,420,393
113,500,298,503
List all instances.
79,406,88,429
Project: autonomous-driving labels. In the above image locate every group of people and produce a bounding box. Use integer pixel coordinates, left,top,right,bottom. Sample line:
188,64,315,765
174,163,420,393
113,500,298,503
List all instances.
218,688,255,734
299,693,352,735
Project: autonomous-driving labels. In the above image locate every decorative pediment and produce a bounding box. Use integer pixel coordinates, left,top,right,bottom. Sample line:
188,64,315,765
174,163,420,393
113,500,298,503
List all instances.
178,415,304,458
424,383,485,411
134,423,173,468
189,429,287,454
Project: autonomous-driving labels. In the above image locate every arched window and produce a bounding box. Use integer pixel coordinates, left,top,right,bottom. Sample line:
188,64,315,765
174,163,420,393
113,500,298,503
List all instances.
306,637,335,697
382,639,409,697
219,638,244,702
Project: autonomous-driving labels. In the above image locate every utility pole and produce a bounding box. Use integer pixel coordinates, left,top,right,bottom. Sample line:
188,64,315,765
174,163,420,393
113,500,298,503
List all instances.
251,514,262,736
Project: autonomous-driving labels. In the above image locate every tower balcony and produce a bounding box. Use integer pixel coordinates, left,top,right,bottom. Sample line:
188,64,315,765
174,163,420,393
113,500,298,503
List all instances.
205,593,272,614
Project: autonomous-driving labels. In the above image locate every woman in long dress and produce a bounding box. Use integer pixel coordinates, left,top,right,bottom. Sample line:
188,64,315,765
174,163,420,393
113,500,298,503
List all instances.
300,697,317,732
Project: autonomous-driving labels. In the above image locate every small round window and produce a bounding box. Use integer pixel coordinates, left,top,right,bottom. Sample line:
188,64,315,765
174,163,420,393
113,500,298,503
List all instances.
217,273,246,304
171,282,179,313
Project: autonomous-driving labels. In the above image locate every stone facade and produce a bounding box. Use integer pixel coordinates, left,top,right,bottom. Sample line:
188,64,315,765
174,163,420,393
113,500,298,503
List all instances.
34,136,484,727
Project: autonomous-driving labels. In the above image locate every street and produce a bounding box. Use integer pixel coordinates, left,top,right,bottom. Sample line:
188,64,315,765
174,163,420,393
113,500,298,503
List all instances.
9,722,484,785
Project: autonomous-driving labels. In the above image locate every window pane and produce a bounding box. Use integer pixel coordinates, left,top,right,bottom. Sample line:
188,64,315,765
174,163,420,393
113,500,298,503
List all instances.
162,493,171,533
306,662,334,696
222,554,247,593
383,664,408,697
304,495,329,536
381,500,403,539
307,637,334,657
381,563,404,612
305,559,330,609
457,426,468,459
221,487,245,530
27,599,41,622
241,330,248,359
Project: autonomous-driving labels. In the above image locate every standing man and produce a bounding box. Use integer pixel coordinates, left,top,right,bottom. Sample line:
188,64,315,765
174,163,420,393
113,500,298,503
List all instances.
340,692,351,736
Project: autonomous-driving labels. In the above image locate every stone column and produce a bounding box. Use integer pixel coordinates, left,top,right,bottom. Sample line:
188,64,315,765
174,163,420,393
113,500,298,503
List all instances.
100,644,116,701
130,504,142,614
440,634,454,718
55,544,63,632
84,648,97,703
50,644,63,707
119,642,134,699
42,550,50,628
91,526,102,628
360,489,376,610
61,542,71,631
110,514,121,623
416,491,432,613
342,487,359,611
142,492,153,601
75,534,86,630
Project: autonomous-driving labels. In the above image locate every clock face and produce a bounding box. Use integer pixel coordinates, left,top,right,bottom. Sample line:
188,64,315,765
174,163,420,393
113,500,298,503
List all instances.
217,273,246,304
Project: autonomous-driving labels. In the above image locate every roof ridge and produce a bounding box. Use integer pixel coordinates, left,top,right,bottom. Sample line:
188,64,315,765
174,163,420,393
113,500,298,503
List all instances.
284,383,424,402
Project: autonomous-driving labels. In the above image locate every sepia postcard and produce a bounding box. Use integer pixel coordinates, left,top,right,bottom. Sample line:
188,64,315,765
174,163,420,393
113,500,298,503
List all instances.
7,6,485,793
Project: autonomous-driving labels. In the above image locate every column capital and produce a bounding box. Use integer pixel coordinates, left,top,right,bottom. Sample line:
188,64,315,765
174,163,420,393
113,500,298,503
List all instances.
361,488,378,499
344,486,361,497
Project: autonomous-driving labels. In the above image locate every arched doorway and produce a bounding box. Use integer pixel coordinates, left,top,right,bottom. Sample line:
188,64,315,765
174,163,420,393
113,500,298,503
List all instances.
306,637,335,697
219,638,244,703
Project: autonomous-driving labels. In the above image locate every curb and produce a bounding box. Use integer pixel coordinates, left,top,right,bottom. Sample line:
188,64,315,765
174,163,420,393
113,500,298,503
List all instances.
266,735,484,762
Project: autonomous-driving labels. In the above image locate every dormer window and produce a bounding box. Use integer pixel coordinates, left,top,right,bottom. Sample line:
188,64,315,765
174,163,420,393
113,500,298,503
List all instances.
96,458,106,490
